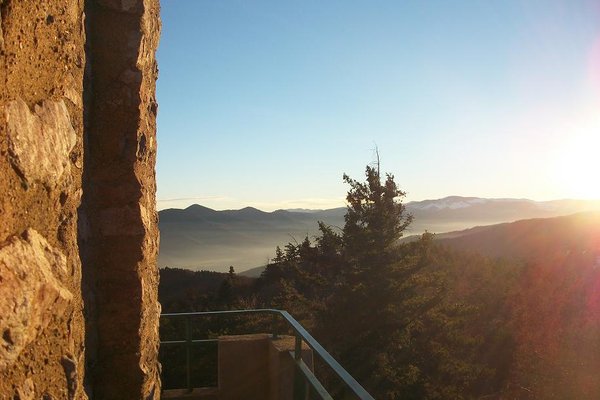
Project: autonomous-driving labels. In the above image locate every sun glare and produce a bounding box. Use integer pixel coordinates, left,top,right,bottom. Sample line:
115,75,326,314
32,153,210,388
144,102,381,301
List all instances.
554,116,600,199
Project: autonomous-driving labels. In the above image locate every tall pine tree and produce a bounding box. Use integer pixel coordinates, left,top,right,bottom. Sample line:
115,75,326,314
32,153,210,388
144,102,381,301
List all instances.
318,163,480,399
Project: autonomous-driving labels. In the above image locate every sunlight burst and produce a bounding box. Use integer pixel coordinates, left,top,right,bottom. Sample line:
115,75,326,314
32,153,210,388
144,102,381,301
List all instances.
554,113,600,199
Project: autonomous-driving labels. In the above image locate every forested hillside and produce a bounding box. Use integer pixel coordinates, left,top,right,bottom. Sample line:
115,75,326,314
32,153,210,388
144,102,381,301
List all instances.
437,211,600,260
159,165,600,399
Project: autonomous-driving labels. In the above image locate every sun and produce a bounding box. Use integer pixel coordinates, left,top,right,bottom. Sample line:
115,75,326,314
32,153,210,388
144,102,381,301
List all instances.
554,115,600,199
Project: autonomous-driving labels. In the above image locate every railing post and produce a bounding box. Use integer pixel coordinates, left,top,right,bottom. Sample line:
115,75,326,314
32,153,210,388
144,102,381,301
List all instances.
185,315,192,393
293,334,308,400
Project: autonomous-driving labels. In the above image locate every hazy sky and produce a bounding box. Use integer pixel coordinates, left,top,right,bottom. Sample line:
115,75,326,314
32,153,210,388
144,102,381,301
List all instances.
156,0,600,211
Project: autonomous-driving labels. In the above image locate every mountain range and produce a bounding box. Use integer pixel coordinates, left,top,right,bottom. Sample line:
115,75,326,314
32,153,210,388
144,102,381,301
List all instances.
158,196,600,272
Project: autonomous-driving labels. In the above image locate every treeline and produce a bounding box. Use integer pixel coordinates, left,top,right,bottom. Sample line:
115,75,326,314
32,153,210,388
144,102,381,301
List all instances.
159,164,600,399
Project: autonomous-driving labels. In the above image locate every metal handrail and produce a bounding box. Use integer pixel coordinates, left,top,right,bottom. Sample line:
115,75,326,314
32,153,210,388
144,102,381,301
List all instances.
160,308,375,400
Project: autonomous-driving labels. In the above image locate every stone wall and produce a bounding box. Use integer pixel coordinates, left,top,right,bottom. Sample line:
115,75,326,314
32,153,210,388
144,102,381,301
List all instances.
81,0,161,398
0,0,161,398
0,0,87,398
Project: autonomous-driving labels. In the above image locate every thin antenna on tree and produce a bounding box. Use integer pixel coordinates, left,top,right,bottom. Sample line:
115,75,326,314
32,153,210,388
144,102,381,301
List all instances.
375,146,380,178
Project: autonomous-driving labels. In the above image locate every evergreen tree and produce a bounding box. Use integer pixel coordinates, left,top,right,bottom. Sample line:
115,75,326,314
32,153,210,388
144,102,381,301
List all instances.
217,266,236,309
342,164,412,270
318,163,480,399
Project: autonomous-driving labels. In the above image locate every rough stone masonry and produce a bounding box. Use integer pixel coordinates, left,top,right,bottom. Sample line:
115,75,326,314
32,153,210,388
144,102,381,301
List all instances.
0,0,161,398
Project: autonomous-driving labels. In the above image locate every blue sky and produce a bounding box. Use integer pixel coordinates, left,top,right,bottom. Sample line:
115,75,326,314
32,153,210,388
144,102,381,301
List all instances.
156,0,600,210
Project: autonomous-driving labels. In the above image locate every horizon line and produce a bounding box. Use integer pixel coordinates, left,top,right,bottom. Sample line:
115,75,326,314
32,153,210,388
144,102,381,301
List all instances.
156,195,600,212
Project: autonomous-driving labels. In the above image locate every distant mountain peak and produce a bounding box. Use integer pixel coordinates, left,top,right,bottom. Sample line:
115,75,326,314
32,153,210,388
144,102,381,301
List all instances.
408,197,488,210
406,196,547,211
236,206,267,215
185,204,216,212
239,206,261,212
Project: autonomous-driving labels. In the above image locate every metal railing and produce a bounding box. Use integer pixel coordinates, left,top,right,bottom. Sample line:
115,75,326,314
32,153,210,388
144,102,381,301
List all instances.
160,309,374,400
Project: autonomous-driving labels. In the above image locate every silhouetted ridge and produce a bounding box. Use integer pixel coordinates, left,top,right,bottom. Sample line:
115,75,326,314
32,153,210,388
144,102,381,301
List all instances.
184,204,218,216
158,198,600,270
185,204,216,212
226,206,267,218
438,211,600,260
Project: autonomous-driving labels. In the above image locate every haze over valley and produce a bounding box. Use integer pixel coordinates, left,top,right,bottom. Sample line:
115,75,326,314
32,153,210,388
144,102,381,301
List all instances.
158,196,600,272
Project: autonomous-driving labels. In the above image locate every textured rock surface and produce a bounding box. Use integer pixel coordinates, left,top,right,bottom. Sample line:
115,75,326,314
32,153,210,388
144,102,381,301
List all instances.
15,378,35,400
0,0,86,398
5,99,77,186
0,6,4,52
0,230,73,370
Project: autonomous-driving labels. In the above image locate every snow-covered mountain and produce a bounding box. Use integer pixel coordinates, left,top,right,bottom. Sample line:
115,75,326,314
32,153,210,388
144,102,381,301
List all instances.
405,196,600,212
408,196,503,210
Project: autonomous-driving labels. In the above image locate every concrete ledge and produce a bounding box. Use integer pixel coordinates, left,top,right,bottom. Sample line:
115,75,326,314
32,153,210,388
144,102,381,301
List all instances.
162,334,314,400
218,334,270,400
269,336,313,400
219,334,313,400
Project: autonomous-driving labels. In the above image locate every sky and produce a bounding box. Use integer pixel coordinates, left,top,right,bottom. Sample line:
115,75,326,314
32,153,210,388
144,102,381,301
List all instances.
156,0,600,211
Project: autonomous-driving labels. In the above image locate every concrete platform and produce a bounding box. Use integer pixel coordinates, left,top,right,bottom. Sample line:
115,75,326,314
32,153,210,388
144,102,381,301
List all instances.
162,334,313,400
